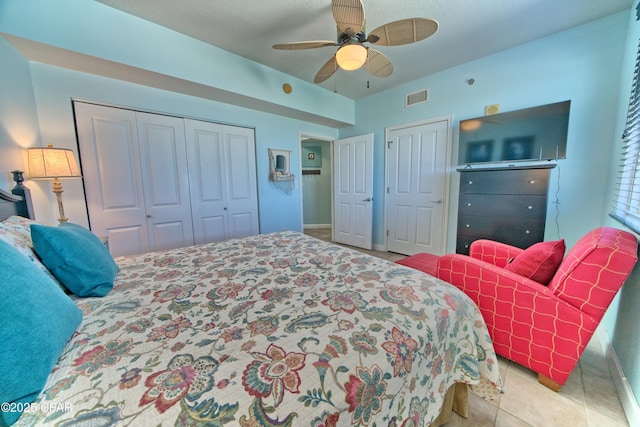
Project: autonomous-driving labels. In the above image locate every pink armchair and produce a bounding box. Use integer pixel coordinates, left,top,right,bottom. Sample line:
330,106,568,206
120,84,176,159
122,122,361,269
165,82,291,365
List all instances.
435,227,638,390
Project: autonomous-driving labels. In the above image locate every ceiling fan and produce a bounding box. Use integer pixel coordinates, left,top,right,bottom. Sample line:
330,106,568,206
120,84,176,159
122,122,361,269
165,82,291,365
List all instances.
273,0,438,84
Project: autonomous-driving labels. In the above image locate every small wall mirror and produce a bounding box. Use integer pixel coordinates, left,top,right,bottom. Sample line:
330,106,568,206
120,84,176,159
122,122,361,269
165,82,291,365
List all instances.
275,154,286,173
269,148,294,181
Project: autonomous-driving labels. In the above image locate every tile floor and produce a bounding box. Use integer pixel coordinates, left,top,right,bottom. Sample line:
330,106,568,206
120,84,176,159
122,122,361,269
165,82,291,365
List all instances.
304,227,630,427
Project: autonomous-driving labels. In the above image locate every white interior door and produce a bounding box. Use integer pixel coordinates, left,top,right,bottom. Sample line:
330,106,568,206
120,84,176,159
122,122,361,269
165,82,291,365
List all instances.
386,119,450,255
75,103,149,256
136,112,194,251
333,133,374,249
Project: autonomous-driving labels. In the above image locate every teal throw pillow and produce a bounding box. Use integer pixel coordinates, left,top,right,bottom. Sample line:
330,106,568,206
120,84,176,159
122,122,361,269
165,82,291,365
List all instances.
0,240,82,426
31,222,118,297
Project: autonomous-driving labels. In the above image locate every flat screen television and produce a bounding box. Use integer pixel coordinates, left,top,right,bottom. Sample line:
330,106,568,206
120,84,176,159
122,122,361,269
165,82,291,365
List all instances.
458,100,570,166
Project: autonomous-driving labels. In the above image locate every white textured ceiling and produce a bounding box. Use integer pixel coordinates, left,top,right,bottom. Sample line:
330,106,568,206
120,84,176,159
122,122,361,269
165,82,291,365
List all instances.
97,0,632,99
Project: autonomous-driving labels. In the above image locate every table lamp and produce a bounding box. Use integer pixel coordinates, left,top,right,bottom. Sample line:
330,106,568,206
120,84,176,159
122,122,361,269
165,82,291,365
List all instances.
27,144,81,223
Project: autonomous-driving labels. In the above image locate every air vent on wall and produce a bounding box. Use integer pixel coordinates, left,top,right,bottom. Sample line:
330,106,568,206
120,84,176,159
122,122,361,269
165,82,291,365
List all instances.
406,89,429,107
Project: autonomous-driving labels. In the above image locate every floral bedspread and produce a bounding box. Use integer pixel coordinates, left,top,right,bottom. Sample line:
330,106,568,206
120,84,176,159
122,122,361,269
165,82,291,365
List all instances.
15,231,501,426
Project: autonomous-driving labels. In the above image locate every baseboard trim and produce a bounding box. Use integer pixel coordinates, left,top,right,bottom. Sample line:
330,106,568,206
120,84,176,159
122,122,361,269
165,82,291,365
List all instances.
303,224,331,230
601,331,640,426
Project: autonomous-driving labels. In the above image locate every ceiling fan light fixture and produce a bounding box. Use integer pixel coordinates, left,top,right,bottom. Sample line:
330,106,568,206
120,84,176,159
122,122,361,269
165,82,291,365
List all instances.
336,44,367,71
274,1,436,84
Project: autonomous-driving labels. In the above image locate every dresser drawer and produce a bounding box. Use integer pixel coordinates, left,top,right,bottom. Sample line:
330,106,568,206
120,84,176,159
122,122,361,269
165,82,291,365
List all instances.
456,235,476,255
456,167,552,254
459,169,550,195
456,230,542,254
458,215,544,242
458,194,547,218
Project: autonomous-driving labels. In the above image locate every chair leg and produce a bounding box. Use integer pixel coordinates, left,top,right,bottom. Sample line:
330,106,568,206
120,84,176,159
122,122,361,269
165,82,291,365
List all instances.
538,374,562,392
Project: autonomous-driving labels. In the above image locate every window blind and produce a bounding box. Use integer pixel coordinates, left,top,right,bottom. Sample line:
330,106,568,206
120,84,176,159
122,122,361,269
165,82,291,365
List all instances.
612,39,640,234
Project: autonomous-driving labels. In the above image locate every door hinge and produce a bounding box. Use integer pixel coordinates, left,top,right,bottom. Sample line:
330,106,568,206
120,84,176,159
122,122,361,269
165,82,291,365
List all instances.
387,141,393,149
387,187,389,193
386,229,389,236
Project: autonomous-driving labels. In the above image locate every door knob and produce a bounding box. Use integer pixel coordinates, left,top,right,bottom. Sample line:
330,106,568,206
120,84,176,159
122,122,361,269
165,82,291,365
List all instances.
431,199,442,204
363,197,372,202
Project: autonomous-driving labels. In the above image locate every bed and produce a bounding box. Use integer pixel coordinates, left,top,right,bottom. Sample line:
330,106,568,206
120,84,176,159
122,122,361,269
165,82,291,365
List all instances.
0,187,501,427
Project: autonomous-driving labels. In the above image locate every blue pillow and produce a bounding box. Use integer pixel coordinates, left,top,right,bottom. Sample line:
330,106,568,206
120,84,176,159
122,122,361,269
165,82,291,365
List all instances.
31,222,119,297
0,240,82,426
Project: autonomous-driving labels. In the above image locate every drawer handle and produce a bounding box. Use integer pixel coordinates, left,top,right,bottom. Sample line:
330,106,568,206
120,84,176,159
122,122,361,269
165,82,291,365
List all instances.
525,230,530,234
467,203,472,207
530,180,536,184
527,205,533,210
466,224,470,228
468,180,473,185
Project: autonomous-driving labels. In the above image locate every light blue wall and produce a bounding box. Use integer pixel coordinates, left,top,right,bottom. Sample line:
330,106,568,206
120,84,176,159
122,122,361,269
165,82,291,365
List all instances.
26,62,339,230
0,37,41,190
0,0,353,128
346,12,628,254
0,0,342,227
3,0,628,245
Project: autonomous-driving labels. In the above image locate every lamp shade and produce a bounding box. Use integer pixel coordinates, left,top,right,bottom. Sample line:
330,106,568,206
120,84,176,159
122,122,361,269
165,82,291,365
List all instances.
336,44,368,71
27,144,81,179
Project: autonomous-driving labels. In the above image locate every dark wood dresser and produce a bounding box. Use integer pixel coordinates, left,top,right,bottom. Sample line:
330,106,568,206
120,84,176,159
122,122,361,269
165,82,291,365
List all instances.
456,166,553,254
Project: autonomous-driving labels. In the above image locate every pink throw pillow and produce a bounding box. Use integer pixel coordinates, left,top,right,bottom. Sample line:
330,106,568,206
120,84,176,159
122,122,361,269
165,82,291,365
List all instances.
504,239,565,285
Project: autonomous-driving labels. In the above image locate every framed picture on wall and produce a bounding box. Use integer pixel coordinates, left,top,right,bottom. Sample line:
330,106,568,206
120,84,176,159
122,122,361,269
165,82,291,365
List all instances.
302,145,322,168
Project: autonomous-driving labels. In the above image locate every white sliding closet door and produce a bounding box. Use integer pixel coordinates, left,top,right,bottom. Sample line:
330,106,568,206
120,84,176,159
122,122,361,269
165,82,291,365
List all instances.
185,120,227,243
75,103,149,256
185,120,259,244
136,112,195,251
223,125,259,239
75,102,259,256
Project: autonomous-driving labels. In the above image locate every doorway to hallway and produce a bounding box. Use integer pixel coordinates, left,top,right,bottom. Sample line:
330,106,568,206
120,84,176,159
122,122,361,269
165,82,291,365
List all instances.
300,135,333,235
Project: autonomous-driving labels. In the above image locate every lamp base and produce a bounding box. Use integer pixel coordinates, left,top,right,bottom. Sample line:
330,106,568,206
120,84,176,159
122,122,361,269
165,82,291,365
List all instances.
52,178,68,223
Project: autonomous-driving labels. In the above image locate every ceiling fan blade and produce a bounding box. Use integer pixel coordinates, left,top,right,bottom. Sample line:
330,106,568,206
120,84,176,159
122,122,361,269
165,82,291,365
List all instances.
332,0,365,35
364,49,393,78
369,18,438,46
273,41,336,50
314,56,339,83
